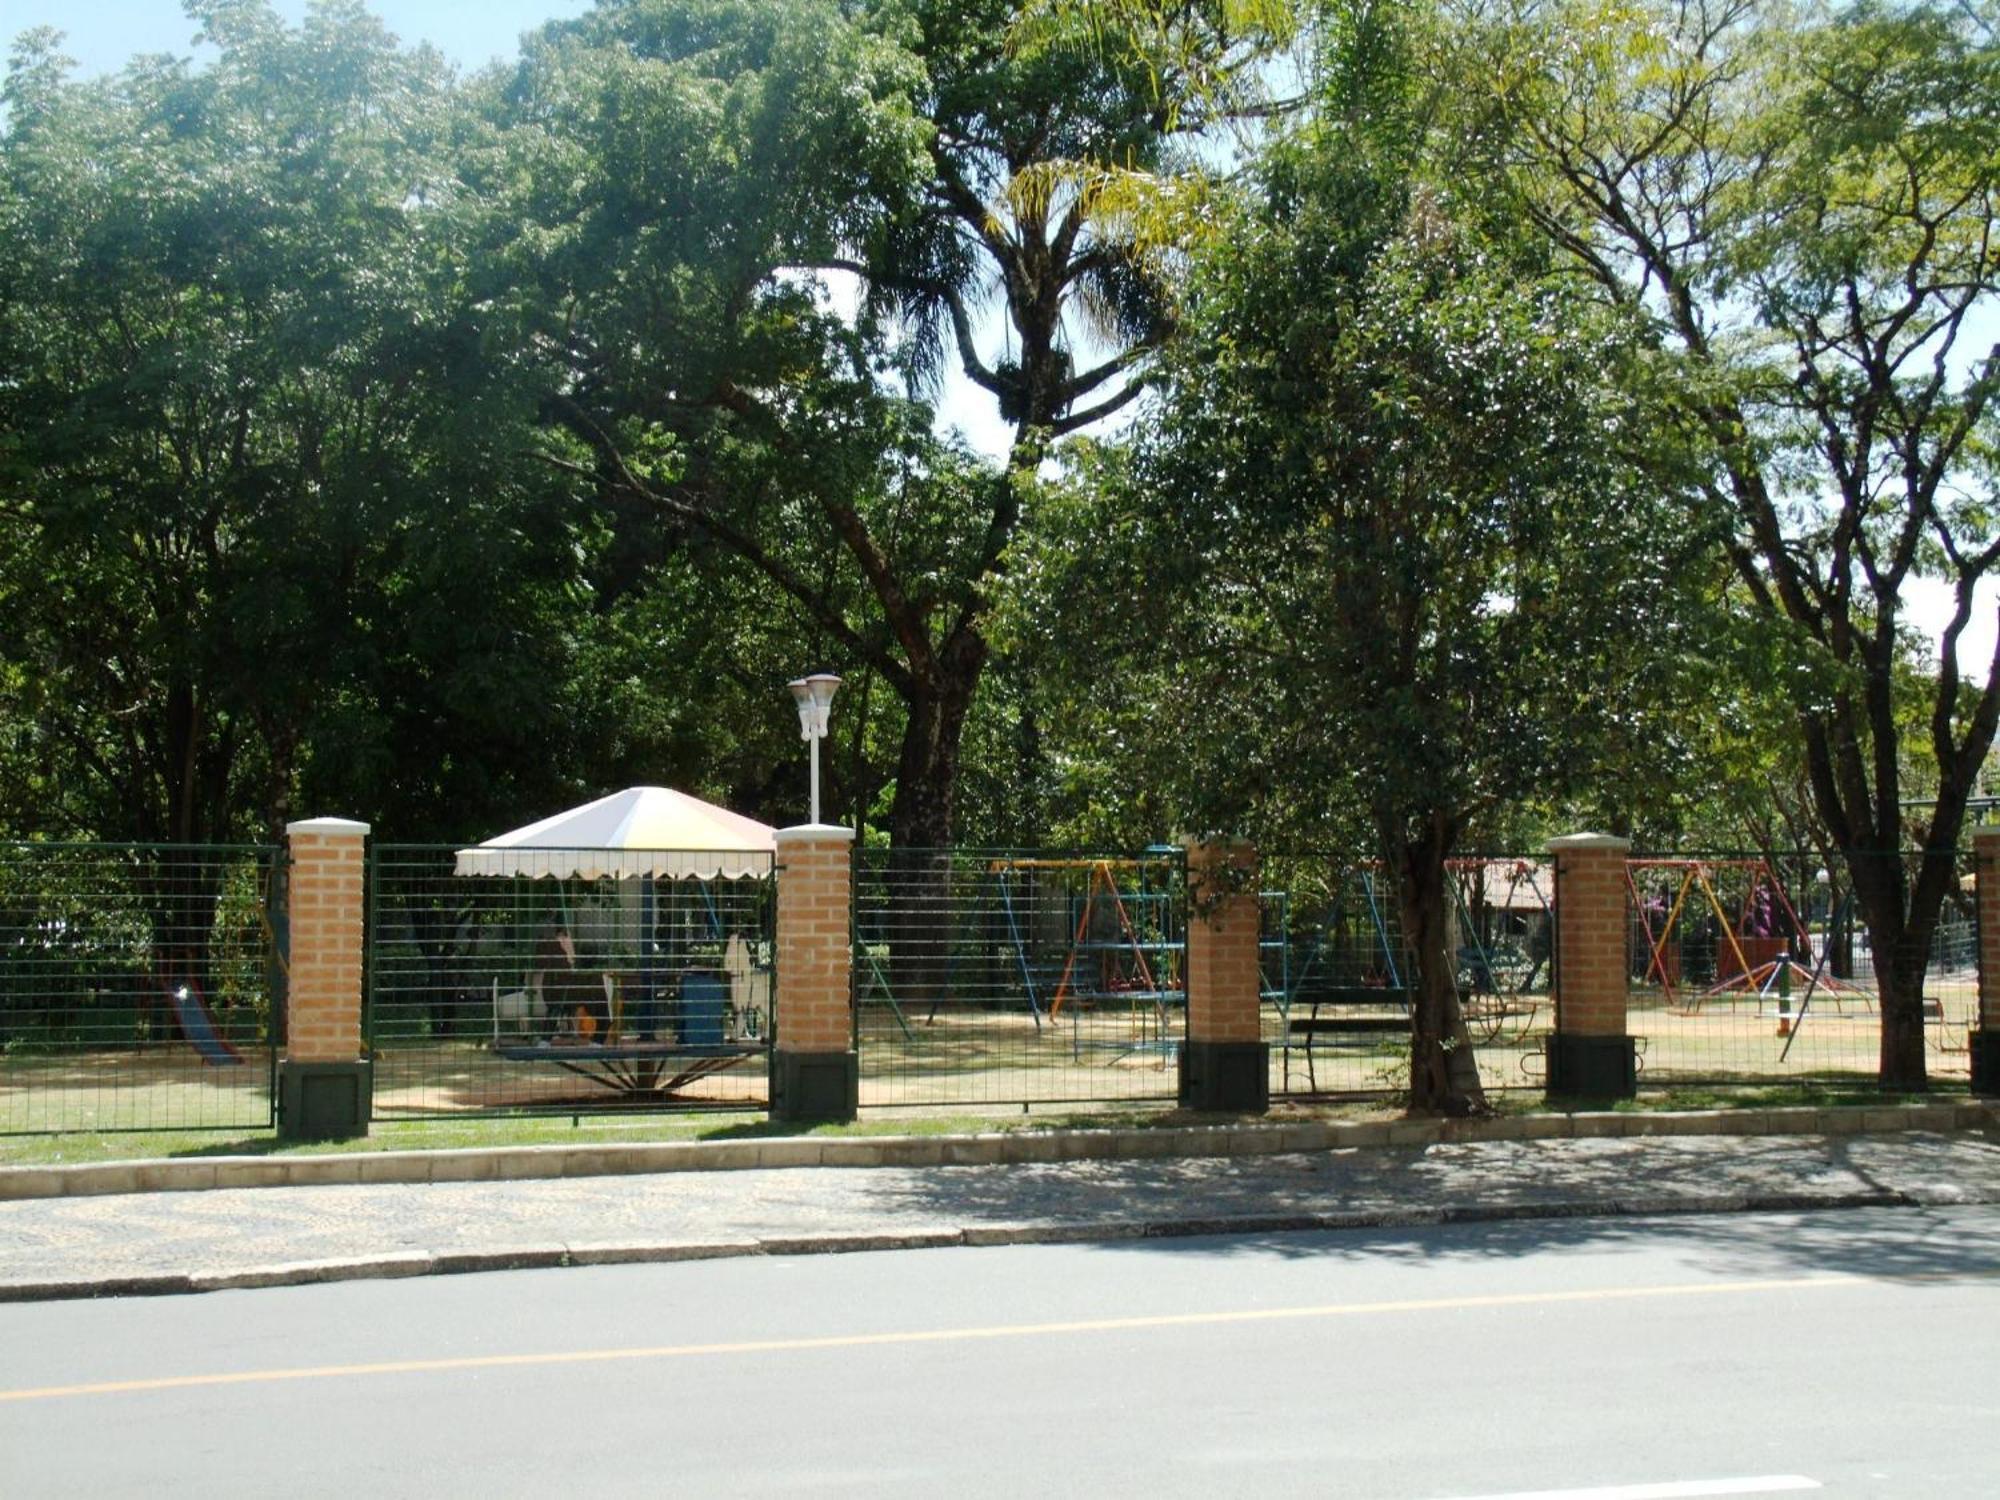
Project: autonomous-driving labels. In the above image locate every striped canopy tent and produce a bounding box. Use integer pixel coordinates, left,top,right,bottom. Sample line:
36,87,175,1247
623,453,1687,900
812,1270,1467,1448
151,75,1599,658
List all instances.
453,786,776,881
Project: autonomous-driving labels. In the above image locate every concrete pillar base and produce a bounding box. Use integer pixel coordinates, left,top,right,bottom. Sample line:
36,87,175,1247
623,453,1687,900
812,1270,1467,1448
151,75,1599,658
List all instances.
1546,1033,1637,1101
771,1050,859,1123
1971,1029,2000,1096
1178,1041,1271,1114
278,1059,372,1141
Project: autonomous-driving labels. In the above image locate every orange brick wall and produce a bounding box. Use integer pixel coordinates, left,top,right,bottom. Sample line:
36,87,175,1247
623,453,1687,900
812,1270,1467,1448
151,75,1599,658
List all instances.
1550,834,1630,1039
775,828,855,1053
1977,829,2000,1028
286,819,368,1064
1185,842,1263,1045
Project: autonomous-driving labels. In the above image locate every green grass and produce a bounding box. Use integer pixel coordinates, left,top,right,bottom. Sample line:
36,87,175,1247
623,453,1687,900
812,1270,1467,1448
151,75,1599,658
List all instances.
1615,1082,1959,1113
0,1100,1404,1168
1477,1081,1965,1116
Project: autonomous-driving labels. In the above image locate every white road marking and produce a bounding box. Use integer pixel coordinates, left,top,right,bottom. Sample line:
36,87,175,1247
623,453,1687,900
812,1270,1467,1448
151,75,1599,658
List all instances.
1443,1478,1822,1500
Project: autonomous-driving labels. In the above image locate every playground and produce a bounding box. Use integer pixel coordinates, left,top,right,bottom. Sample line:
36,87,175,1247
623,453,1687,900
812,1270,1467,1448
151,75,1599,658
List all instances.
1619,854,1979,1087
835,850,1978,1109
850,849,1189,1107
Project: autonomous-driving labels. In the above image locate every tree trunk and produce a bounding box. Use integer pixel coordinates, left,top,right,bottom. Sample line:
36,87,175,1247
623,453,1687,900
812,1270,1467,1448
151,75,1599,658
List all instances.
140,675,238,1030
1876,955,1930,1092
889,685,969,851
1388,816,1488,1118
1845,844,1936,1092
886,648,985,1014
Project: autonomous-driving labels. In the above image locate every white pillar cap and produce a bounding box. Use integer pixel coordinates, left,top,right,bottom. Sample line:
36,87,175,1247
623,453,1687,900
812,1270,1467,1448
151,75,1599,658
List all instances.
775,824,857,844
286,816,371,837
1547,832,1631,853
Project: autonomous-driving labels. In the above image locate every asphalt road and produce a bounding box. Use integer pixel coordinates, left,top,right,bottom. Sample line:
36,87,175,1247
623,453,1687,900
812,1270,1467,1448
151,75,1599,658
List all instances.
3,1204,1997,1499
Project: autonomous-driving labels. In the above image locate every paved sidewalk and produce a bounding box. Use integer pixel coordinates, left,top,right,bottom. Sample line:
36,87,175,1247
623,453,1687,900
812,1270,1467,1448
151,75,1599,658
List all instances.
5,1127,1999,1302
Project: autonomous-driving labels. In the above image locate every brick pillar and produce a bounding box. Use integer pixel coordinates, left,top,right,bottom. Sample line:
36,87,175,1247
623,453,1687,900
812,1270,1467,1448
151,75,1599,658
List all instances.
1972,827,2000,1094
771,824,858,1122
1547,832,1636,1099
278,817,372,1140
1178,840,1269,1113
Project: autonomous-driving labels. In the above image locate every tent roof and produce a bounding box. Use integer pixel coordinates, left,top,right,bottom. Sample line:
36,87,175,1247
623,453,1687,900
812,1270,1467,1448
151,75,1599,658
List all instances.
454,786,776,881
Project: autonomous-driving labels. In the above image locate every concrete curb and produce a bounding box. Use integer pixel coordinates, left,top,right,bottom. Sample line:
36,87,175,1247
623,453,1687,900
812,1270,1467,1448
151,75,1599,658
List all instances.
2,1183,1988,1304
4,1100,1995,1201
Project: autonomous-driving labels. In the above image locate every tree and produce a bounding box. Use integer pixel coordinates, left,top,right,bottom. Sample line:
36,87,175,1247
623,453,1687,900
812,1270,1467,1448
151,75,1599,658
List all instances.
840,0,1291,844
1021,0,1688,1113
0,2,606,845
485,0,1203,849
1474,0,2000,1086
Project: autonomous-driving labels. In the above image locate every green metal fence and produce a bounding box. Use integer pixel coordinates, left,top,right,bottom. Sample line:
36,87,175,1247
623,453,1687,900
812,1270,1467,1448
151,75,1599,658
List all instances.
367,845,775,1116
1259,846,1986,1099
1260,854,1553,1100
0,842,280,1134
855,847,1188,1108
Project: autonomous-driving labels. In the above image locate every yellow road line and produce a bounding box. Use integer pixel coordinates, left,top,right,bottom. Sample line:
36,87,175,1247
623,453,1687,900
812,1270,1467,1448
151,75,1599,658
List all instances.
0,1270,1958,1405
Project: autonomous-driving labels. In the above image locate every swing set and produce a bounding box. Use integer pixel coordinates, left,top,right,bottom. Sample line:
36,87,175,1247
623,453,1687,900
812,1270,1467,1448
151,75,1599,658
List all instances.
1624,857,1861,1015
1260,869,1404,1016
1022,857,1184,1064
857,854,1186,1064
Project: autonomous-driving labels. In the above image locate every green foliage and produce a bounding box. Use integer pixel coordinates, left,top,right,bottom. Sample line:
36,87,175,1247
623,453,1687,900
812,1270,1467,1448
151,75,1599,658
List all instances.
1011,0,1714,1112
1472,0,2000,1079
0,2,602,841
1020,6,1697,848
480,0,931,406
5,0,1990,982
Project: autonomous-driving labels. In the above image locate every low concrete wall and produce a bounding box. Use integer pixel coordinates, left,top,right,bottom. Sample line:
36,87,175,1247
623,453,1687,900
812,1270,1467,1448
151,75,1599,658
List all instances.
4,1100,1992,1201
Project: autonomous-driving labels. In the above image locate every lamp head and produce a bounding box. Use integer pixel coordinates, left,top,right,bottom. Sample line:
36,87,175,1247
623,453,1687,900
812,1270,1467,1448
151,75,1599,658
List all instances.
787,673,841,739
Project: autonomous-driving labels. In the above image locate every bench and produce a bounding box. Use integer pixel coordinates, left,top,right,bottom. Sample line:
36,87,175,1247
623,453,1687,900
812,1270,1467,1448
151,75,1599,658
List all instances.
1284,985,1412,1092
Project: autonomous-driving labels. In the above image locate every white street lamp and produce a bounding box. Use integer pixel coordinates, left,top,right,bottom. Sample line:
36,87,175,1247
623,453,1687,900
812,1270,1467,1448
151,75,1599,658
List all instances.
787,673,842,824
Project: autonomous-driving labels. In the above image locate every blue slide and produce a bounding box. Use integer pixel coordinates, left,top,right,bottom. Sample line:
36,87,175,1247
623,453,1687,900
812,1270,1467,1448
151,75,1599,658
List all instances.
163,982,243,1066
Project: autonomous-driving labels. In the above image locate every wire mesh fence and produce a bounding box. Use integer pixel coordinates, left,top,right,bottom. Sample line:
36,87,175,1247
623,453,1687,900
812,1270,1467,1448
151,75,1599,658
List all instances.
855,847,1188,1108
1624,850,1977,1087
368,846,774,1116
0,842,279,1134
1260,854,1553,1099
1446,856,1555,1089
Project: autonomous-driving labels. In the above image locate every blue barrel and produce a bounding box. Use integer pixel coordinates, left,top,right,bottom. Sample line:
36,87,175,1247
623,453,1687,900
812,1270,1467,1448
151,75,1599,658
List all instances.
678,970,727,1046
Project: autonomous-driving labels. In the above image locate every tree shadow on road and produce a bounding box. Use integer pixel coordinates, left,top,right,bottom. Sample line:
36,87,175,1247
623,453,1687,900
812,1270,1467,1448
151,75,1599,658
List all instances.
850,1130,2000,1282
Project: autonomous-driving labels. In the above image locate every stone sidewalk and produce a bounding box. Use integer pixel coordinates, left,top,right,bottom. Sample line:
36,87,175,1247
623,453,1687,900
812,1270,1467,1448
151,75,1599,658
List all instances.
5,1124,2000,1301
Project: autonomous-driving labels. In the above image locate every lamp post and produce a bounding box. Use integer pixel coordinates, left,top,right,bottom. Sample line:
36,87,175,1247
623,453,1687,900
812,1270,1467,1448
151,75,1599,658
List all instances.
787,673,841,825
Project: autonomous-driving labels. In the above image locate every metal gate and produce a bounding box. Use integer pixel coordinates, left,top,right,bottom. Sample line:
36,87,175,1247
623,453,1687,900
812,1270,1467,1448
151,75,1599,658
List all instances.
0,841,281,1134
855,847,1189,1109
367,844,775,1116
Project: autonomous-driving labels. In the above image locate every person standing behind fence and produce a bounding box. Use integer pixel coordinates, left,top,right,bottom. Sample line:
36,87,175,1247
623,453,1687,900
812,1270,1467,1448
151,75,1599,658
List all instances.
532,924,611,1042
530,925,573,1040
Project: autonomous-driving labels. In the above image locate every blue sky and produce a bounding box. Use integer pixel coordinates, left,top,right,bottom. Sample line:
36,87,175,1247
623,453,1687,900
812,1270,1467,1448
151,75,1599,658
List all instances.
4,0,588,77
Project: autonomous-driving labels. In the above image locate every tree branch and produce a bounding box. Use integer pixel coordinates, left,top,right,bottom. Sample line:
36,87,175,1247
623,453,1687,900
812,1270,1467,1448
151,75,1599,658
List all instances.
537,414,910,695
